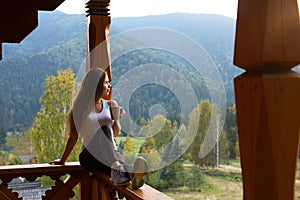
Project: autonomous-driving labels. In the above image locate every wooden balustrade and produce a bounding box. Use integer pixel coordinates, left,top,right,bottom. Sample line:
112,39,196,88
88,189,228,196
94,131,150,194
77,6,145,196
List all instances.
0,162,173,200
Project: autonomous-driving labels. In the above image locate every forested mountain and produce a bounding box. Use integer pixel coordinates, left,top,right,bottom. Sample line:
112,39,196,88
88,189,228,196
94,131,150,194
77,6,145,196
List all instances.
0,12,86,131
0,11,242,131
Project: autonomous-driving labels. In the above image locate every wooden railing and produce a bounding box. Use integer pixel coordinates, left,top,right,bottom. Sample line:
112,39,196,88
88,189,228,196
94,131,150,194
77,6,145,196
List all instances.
0,162,173,200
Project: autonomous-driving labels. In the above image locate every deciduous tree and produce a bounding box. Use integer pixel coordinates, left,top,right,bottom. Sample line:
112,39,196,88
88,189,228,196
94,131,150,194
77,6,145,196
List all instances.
30,68,81,164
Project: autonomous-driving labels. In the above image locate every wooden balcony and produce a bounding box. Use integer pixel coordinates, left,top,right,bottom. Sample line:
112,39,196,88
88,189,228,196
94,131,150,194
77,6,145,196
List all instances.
0,162,174,200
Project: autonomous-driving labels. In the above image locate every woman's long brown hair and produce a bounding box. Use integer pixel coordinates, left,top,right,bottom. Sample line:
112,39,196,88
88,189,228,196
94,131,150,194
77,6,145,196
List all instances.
66,68,107,137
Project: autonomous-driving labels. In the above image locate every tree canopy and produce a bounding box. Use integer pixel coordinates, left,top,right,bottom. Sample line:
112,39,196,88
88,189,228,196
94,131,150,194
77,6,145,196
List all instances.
30,68,81,163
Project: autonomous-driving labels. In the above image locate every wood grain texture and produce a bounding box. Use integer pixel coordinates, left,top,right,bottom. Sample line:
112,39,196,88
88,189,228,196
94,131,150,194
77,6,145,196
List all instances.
234,0,300,71
234,72,300,199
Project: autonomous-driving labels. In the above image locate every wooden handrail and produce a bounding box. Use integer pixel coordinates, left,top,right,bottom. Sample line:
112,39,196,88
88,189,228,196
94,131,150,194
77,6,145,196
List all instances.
0,162,174,200
93,169,174,200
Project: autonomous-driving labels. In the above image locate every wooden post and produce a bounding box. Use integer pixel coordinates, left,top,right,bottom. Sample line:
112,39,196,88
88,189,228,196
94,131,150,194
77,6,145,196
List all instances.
86,0,112,99
234,0,300,199
79,173,92,200
85,0,111,76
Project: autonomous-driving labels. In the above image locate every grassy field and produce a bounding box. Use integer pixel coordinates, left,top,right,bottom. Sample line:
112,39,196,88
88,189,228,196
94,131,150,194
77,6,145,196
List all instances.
115,136,145,153
164,163,300,200
165,174,243,200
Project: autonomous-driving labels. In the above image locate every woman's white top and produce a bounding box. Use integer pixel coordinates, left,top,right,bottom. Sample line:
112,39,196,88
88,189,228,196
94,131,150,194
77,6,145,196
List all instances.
80,100,117,149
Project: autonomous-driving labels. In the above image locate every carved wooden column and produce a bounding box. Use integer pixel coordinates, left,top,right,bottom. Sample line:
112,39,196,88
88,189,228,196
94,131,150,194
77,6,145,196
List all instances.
234,0,300,199
85,0,112,98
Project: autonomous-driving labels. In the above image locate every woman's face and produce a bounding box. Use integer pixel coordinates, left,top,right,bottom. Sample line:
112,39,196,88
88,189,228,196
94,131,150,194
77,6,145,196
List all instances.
103,73,111,96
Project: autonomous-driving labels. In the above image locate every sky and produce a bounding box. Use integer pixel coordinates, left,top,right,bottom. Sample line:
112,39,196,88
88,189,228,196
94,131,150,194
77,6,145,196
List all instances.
57,0,238,19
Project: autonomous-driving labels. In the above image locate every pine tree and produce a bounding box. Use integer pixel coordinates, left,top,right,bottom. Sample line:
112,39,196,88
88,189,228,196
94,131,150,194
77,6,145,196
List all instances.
151,115,173,153
187,100,212,166
161,134,183,163
160,134,186,188
224,105,238,159
0,124,6,150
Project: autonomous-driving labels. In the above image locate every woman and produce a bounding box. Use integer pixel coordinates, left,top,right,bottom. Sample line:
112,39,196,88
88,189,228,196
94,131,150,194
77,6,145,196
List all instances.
49,67,147,189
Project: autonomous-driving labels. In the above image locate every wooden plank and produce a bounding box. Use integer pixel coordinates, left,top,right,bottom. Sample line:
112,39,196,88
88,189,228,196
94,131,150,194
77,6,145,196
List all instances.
0,162,83,175
127,184,174,200
38,0,65,11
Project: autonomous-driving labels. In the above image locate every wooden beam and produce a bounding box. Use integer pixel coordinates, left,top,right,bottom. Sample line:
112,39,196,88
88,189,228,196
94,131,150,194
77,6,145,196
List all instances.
0,0,67,60
0,0,38,43
37,0,65,11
